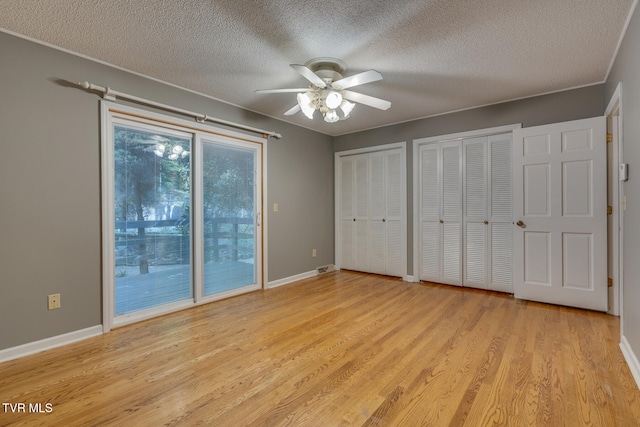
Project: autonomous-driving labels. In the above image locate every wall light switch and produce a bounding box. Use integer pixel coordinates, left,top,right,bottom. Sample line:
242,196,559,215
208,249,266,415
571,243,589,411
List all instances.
273,203,278,212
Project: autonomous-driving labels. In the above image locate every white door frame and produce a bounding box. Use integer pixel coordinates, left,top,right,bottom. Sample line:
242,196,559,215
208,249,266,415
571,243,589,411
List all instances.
413,124,521,285
334,142,407,280
605,82,624,317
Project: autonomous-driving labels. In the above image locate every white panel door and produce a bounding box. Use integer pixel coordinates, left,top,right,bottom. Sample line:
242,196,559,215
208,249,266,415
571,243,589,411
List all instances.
513,117,607,311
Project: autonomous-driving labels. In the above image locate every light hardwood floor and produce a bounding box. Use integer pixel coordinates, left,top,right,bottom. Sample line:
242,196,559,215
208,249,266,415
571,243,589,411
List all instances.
1,271,639,426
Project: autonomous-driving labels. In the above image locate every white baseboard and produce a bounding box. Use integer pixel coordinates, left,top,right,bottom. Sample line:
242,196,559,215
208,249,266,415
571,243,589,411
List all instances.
620,335,640,390
404,275,418,283
0,325,103,364
267,266,336,289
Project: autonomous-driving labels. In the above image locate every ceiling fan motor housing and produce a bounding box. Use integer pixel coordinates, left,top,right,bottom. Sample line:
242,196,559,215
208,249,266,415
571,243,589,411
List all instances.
305,57,346,87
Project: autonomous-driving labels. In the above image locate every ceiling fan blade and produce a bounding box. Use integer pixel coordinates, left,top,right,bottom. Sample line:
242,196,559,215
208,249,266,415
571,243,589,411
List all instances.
290,64,327,88
284,104,301,116
255,88,309,94
343,90,391,110
332,70,383,90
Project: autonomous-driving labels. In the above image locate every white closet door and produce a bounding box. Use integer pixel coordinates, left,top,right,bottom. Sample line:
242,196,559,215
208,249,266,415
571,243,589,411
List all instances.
463,137,488,288
354,154,370,272
369,152,386,274
338,145,405,278
340,157,355,270
418,131,513,291
441,141,462,285
488,133,513,292
369,149,403,276
385,150,403,276
419,144,440,281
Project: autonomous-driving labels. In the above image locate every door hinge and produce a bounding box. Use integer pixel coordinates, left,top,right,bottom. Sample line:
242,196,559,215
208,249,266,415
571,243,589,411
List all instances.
608,277,613,287
607,133,613,143
608,205,613,215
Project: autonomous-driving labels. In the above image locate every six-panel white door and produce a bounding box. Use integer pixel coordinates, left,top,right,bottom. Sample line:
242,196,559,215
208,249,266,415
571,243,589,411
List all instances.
513,117,607,311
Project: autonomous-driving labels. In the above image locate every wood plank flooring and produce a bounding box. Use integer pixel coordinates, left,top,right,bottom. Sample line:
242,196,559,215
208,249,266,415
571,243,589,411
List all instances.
1,270,639,426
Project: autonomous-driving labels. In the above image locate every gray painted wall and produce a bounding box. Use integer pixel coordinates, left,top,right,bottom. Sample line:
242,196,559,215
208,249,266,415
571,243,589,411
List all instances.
335,85,606,276
606,4,640,369
0,32,334,350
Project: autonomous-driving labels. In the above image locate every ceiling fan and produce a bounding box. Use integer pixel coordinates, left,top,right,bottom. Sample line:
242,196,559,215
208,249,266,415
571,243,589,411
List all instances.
256,58,391,123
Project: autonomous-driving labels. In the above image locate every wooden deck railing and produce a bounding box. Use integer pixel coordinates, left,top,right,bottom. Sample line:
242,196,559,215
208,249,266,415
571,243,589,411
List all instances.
114,217,254,269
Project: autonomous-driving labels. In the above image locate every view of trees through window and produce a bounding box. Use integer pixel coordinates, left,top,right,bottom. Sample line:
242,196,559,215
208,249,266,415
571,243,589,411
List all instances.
202,141,256,296
112,124,258,315
114,125,192,315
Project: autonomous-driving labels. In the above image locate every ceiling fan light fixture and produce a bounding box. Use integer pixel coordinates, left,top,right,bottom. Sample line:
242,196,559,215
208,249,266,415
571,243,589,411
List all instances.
324,109,339,123
257,58,389,124
340,100,355,118
325,90,343,109
297,92,315,119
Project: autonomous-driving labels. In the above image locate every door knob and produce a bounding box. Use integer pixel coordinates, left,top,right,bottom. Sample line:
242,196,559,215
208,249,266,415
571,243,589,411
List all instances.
516,220,525,227
440,219,444,224
484,220,489,225
382,218,386,222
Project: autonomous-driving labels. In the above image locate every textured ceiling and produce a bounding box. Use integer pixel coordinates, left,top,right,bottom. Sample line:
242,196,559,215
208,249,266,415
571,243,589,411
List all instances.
0,0,634,136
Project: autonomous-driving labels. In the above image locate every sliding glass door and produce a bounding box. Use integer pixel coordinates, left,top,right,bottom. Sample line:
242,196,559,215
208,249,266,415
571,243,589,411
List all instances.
103,104,263,328
113,125,192,315
202,140,258,296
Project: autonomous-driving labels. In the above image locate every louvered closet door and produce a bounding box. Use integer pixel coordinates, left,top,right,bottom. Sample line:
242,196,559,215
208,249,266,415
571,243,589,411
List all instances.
384,150,403,276
353,154,370,272
340,157,355,270
419,144,440,281
418,133,512,291
369,152,386,275
463,137,488,289
488,133,513,292
441,141,463,286
369,149,403,276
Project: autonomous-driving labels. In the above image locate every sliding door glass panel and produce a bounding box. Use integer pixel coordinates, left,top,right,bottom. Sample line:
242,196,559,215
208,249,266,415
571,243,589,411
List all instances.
113,124,192,315
202,140,256,296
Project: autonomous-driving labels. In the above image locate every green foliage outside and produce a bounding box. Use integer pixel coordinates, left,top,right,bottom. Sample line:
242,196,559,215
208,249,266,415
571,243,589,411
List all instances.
113,126,256,270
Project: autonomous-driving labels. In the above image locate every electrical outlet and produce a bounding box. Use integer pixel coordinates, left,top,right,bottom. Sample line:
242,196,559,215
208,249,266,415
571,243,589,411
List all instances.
48,293,61,310
312,249,317,257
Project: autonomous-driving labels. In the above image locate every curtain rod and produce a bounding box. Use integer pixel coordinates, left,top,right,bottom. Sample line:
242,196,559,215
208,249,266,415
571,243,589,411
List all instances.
77,81,282,139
